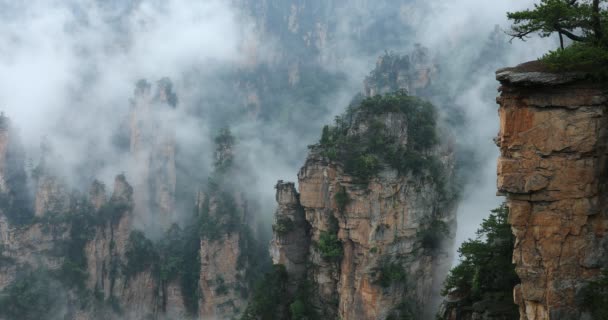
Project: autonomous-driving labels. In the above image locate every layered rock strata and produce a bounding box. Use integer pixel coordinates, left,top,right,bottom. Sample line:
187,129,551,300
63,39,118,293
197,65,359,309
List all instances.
496,64,608,320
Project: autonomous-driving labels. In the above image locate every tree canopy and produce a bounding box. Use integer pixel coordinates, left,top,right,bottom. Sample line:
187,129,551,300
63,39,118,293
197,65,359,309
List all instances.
508,0,608,75
507,0,607,49
442,203,519,310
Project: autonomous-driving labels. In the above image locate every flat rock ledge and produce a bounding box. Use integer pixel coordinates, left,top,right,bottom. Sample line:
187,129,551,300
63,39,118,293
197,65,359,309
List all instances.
496,68,586,86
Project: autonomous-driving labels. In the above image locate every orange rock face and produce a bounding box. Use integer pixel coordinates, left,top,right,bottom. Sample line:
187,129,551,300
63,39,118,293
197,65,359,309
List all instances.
271,116,457,320
496,66,608,320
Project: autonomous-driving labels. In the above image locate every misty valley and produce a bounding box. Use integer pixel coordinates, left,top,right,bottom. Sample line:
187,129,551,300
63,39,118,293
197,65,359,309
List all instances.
0,1,607,320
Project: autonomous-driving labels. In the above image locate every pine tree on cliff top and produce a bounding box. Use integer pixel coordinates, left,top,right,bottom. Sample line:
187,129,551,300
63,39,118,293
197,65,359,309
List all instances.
507,0,608,73
507,0,606,49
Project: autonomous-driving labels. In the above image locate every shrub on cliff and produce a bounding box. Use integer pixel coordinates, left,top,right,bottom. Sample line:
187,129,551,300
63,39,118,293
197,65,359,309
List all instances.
241,264,289,320
334,185,350,213
317,91,443,184
582,269,608,319
289,281,319,320
272,216,295,236
541,42,608,76
375,260,408,288
317,231,343,260
98,200,131,226
442,203,518,311
124,231,157,278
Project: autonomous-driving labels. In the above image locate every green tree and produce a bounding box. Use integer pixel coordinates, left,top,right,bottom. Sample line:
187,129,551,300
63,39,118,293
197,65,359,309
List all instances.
317,231,343,260
507,0,606,49
442,203,519,308
124,231,157,278
508,0,608,75
241,265,289,320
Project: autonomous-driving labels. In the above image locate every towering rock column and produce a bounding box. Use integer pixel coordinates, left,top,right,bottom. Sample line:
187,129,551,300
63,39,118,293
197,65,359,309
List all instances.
270,101,457,320
496,64,608,320
270,181,310,292
129,79,177,231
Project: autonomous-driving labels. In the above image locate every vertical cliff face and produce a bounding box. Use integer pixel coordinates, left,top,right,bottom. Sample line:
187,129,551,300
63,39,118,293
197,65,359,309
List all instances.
270,89,457,319
197,190,249,319
496,64,608,320
270,181,310,291
130,79,177,231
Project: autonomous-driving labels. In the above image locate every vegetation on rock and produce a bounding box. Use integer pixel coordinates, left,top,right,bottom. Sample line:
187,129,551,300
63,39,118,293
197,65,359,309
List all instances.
441,203,519,317
213,127,236,174
365,51,411,92
124,224,203,314
581,269,608,318
124,230,157,278
0,270,66,320
334,185,350,214
317,90,443,185
56,198,98,291
375,259,408,288
0,127,34,226
289,281,319,320
385,301,415,320
418,219,450,252
272,216,295,236
241,264,289,320
197,190,241,241
508,0,608,75
317,231,343,260
542,42,608,75
241,265,318,320
316,215,342,261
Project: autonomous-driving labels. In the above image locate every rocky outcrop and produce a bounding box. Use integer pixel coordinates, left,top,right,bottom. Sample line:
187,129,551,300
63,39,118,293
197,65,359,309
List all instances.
271,93,457,319
496,63,608,320
364,47,437,97
196,189,249,319
199,233,245,318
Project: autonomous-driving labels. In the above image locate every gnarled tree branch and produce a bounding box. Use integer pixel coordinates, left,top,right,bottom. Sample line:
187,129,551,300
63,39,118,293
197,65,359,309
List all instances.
557,27,590,42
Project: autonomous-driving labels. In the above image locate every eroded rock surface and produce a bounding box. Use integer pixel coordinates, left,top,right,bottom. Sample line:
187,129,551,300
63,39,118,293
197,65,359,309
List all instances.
271,96,457,320
496,64,608,320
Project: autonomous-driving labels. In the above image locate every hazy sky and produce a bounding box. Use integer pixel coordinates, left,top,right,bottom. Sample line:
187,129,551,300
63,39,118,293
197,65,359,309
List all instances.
0,0,555,255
